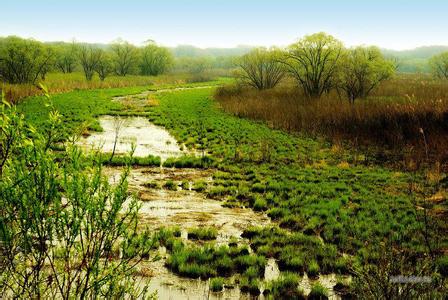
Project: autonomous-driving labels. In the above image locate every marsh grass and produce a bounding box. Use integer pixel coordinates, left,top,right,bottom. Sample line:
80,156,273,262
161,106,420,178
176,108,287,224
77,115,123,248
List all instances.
187,227,218,240
215,75,448,167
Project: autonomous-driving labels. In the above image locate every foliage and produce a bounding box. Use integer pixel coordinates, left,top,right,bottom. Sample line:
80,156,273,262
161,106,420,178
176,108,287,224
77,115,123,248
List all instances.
0,93,153,298
53,42,78,73
77,44,102,81
429,51,448,79
111,40,139,76
337,46,395,103
140,42,173,76
237,47,285,90
283,32,343,98
95,49,114,81
0,36,54,84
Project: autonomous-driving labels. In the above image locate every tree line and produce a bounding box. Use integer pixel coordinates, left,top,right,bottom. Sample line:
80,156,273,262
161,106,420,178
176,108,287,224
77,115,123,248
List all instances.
0,36,174,83
237,32,448,103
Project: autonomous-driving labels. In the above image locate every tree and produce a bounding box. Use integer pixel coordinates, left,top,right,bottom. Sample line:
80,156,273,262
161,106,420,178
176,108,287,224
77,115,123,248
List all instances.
54,42,77,73
139,42,173,76
337,46,395,103
95,49,113,81
429,52,448,79
0,91,154,299
77,44,101,81
237,47,285,90
111,40,139,76
283,32,343,98
0,36,54,84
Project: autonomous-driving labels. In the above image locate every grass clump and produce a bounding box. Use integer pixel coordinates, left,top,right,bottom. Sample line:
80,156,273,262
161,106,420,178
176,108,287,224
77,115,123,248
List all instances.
163,155,214,168
267,273,304,299
143,180,160,189
187,227,218,241
101,154,161,167
209,277,225,292
192,180,207,192
308,283,328,300
163,180,178,191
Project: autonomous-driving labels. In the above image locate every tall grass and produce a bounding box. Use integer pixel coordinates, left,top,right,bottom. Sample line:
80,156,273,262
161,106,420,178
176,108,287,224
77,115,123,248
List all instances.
1,71,226,103
215,74,448,166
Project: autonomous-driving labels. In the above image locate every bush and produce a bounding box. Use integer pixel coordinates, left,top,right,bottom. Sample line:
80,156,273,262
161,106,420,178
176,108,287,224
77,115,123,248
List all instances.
0,96,150,298
0,36,53,84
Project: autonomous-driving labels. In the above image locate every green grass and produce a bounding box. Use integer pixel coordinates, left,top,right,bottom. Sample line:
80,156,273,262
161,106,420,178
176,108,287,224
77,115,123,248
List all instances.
266,273,304,299
209,277,225,292
163,155,214,168
187,227,218,241
163,180,178,191
308,283,329,299
145,87,446,279
17,79,446,287
101,154,161,167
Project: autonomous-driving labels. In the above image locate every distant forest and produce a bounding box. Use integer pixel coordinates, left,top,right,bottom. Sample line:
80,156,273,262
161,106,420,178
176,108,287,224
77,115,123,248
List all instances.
21,39,448,73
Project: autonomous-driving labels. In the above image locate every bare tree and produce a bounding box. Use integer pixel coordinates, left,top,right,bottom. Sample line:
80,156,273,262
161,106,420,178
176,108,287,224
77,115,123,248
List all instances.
237,47,285,90
282,32,343,98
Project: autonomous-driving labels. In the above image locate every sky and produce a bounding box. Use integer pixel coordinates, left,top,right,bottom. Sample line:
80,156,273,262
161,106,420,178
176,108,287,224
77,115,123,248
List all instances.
1,0,448,50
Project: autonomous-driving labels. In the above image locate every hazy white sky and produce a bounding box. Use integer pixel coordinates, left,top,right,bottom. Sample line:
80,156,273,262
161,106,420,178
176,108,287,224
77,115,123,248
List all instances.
1,0,447,50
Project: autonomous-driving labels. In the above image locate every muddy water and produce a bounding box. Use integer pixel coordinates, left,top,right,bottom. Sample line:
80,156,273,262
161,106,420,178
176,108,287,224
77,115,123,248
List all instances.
105,166,270,244
79,115,185,159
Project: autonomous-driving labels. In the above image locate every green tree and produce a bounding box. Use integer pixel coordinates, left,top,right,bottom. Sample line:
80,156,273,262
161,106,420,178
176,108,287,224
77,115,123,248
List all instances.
77,44,101,81
237,47,285,90
337,46,395,103
139,42,173,76
429,52,448,79
111,40,139,76
54,42,78,73
283,32,343,98
95,49,114,81
0,91,154,298
0,36,54,84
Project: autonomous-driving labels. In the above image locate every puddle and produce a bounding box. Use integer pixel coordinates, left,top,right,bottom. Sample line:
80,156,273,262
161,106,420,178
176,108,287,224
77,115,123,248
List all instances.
105,167,270,243
79,115,185,159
